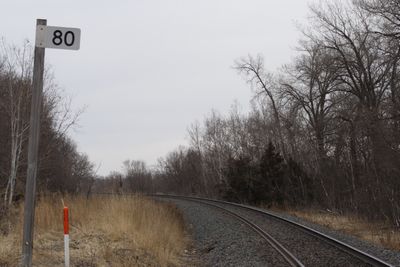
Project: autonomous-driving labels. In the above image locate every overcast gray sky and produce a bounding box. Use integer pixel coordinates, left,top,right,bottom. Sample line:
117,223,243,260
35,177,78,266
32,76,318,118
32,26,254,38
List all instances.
1,0,311,175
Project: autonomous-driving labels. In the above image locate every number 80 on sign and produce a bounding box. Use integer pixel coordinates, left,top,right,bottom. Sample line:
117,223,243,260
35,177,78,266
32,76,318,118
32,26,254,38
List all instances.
36,25,81,50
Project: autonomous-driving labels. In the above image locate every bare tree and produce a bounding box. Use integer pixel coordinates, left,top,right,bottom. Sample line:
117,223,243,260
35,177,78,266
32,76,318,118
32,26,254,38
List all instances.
357,0,400,38
309,1,400,179
281,43,340,163
1,40,32,206
234,55,287,160
279,42,342,205
123,160,152,193
0,39,93,203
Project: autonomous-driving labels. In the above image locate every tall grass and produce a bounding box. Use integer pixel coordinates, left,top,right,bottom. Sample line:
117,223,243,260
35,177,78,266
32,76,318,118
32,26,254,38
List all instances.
0,194,188,266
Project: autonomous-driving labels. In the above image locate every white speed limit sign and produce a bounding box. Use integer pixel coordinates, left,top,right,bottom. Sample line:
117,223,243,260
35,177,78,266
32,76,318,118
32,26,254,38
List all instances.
36,25,81,50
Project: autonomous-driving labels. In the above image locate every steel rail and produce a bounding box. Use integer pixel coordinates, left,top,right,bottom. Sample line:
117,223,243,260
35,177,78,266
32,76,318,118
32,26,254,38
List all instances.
154,194,393,267
157,195,304,267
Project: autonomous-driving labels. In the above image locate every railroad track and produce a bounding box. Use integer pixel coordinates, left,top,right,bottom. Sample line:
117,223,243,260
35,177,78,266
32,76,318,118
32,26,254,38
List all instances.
164,195,304,267
154,194,394,267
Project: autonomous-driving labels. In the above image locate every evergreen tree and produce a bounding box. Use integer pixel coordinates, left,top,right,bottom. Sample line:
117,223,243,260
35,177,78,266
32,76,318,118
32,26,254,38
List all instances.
256,142,285,205
224,156,254,203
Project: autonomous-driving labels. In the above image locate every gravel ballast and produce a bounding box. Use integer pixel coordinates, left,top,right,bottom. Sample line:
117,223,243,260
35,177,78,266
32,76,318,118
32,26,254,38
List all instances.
157,196,400,266
159,198,289,266
210,202,371,266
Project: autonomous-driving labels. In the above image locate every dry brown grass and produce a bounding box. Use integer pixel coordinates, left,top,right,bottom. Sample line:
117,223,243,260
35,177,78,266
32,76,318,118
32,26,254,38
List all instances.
284,208,400,252
0,194,188,267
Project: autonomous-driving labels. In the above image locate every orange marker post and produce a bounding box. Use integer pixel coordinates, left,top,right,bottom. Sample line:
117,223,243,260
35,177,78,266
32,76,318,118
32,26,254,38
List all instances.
63,207,69,267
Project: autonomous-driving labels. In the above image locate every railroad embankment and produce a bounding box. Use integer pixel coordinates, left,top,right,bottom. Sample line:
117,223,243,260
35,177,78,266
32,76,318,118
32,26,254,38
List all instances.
0,194,188,266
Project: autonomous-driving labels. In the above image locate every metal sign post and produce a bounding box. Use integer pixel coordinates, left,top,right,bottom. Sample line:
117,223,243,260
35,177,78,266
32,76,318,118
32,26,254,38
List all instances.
21,18,46,267
21,19,80,267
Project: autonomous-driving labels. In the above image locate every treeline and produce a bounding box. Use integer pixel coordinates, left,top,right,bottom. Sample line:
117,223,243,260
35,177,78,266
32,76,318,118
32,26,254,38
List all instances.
0,40,95,209
151,109,314,204
103,0,400,226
